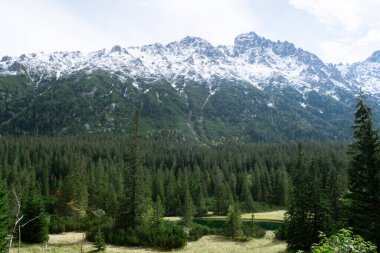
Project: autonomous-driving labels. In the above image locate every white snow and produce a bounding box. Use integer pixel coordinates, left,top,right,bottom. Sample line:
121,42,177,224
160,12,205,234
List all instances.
1,33,377,103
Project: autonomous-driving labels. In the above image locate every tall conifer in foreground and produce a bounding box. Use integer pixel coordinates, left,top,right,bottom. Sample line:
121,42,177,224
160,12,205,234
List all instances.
348,93,380,247
121,111,148,229
285,145,330,251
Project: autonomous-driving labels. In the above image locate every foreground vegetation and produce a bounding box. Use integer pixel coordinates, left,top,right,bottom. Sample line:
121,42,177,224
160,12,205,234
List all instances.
10,231,287,253
0,95,379,252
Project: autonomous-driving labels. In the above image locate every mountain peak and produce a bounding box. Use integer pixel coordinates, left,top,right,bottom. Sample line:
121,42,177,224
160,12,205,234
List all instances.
179,36,213,48
234,32,271,47
366,51,380,63
110,45,128,54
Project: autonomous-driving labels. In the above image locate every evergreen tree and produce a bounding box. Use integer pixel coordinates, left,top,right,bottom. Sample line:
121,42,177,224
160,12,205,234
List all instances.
181,185,194,226
348,93,380,247
285,145,331,251
93,228,106,252
21,195,49,243
122,111,148,229
153,196,164,226
326,167,341,222
240,175,254,212
59,157,88,217
0,180,9,252
225,204,242,239
274,166,288,206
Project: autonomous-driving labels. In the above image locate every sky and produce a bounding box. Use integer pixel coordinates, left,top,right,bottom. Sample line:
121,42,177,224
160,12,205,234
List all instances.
1,0,379,63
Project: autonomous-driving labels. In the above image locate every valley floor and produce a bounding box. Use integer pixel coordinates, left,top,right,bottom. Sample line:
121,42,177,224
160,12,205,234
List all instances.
11,231,287,253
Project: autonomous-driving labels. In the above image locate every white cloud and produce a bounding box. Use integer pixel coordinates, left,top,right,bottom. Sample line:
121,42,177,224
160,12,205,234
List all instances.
0,0,259,56
289,0,380,63
289,0,380,32
320,29,380,63
0,0,121,57
122,0,260,46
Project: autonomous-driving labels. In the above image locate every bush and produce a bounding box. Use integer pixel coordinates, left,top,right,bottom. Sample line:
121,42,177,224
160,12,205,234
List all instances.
87,222,187,250
275,224,287,240
49,216,88,233
188,223,213,241
242,223,266,238
310,229,377,253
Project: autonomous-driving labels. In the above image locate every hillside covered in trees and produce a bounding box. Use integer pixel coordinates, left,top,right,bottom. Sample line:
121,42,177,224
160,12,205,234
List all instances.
0,96,379,252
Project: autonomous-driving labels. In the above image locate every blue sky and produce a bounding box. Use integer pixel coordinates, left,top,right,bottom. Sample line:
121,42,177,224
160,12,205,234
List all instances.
1,0,379,63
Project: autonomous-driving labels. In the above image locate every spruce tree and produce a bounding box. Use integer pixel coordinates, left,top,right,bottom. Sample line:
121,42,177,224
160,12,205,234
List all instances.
225,204,242,239
181,185,194,226
21,195,49,243
348,93,380,247
285,145,331,251
0,180,9,252
93,228,106,252
122,111,148,229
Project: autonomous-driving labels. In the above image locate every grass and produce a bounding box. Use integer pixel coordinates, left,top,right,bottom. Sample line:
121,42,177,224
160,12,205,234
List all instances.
10,231,287,253
164,210,286,222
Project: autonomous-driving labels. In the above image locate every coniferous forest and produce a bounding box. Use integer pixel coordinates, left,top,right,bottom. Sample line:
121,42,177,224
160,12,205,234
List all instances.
0,97,379,252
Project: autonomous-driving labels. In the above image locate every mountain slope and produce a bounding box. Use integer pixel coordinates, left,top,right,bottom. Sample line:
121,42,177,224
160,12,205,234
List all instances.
0,32,378,141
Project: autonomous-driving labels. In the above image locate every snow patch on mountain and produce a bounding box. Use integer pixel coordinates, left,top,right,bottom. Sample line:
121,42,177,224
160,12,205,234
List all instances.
0,32,378,103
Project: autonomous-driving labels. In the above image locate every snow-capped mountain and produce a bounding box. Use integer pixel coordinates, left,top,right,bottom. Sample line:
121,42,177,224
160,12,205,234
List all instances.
0,32,361,100
338,51,380,98
0,32,379,141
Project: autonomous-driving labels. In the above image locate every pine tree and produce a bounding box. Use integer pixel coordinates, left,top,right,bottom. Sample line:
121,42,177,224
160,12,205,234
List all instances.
225,204,242,239
274,166,288,206
153,196,164,226
21,195,49,243
60,156,88,217
181,185,194,226
285,145,331,251
240,175,254,212
93,228,106,252
0,180,9,252
348,93,380,247
122,111,148,229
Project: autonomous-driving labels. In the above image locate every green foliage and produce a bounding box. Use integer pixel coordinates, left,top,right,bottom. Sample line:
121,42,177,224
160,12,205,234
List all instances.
87,221,187,249
0,180,9,252
58,157,89,217
0,73,356,141
225,204,242,239
21,195,49,243
93,228,106,252
241,223,266,238
348,93,380,247
305,229,377,253
181,186,195,226
285,144,332,251
121,111,150,229
187,223,214,241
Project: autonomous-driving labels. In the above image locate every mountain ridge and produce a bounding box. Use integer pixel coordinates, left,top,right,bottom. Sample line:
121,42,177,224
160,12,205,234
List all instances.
0,32,379,141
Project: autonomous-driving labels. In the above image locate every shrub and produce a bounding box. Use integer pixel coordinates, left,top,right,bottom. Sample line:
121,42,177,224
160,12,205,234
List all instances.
242,223,266,238
275,224,287,240
297,229,378,253
188,223,212,241
87,221,187,250
311,229,377,253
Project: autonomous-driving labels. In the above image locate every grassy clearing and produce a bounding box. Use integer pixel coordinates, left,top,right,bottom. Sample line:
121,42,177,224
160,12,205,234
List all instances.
164,210,286,222
10,231,287,253
242,210,286,221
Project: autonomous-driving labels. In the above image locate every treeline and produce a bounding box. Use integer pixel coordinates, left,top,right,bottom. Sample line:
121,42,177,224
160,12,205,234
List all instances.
0,136,348,218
